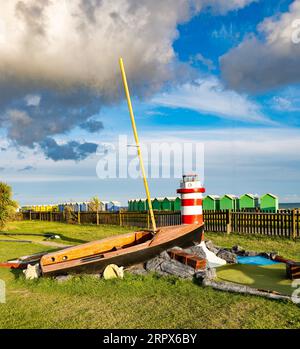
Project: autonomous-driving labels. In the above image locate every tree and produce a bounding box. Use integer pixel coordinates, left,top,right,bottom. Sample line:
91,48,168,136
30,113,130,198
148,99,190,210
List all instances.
0,182,18,230
89,196,101,225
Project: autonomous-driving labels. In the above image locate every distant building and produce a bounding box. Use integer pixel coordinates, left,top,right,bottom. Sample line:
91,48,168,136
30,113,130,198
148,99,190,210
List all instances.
240,194,259,210
260,193,279,212
203,195,220,211
220,194,239,211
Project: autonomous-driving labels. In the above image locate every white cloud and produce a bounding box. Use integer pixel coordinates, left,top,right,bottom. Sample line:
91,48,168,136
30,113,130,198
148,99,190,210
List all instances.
25,94,41,107
151,77,270,123
221,0,300,92
202,0,257,14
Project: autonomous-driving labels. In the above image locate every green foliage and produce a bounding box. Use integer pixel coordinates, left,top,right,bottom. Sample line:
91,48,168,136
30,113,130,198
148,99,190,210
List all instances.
0,182,18,230
89,196,101,212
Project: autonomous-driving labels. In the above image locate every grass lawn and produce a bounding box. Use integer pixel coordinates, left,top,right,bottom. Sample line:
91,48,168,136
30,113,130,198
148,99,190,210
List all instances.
0,221,299,329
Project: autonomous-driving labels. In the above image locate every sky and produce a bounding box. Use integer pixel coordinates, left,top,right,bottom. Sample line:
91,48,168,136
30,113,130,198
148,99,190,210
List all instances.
0,0,300,205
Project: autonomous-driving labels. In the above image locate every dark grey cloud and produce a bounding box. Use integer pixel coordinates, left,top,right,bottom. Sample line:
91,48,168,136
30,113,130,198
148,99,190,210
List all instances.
80,119,104,133
40,137,98,161
220,2,300,93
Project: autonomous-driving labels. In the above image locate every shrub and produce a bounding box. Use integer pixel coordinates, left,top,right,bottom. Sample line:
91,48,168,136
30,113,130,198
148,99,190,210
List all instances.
0,182,18,230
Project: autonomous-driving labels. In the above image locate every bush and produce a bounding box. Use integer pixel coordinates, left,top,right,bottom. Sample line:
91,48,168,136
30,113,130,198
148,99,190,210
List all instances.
0,182,18,230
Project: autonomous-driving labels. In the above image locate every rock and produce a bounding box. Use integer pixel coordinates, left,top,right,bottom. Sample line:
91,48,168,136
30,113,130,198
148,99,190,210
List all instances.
205,240,220,254
195,267,216,282
125,264,148,275
206,267,217,280
217,249,237,264
259,252,278,260
145,257,164,271
184,245,206,259
270,252,278,260
159,251,172,260
232,245,245,255
23,263,41,280
55,274,73,283
244,250,259,257
160,259,195,279
103,264,124,280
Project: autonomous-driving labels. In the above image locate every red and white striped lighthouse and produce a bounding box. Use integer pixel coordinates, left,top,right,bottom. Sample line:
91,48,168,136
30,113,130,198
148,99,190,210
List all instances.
177,174,205,225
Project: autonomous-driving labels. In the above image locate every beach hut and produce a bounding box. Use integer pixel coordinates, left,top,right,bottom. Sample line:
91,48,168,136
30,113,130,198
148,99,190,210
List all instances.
79,202,89,212
132,199,139,212
260,193,279,212
128,200,133,212
173,197,181,211
107,201,121,212
100,201,109,211
138,199,147,212
203,195,220,211
161,197,176,211
240,194,259,210
152,198,163,211
220,195,239,211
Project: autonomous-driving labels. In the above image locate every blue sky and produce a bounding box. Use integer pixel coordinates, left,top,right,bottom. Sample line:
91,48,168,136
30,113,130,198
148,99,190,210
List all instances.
0,0,300,205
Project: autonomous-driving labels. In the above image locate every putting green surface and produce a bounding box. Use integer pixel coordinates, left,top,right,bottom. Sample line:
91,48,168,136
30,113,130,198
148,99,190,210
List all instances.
216,263,293,296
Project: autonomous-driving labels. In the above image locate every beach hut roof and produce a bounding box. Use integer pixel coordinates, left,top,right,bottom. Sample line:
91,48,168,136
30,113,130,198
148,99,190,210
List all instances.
164,196,178,200
206,195,220,200
224,194,239,199
261,193,278,199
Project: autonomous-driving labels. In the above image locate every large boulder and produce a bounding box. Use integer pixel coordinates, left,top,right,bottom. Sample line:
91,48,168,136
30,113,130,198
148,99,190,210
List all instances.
217,249,237,264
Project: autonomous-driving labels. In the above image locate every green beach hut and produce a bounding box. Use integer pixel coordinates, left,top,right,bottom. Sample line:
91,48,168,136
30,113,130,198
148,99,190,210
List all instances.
203,195,220,211
132,199,139,212
128,200,133,211
260,193,279,212
138,199,147,212
220,195,239,211
161,197,178,211
240,193,259,210
173,197,181,211
152,198,163,211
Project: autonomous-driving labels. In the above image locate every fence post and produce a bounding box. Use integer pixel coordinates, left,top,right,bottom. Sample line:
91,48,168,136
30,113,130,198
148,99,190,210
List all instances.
119,211,122,226
77,211,81,224
50,211,52,222
96,210,99,225
292,209,296,240
29,210,31,221
226,210,232,235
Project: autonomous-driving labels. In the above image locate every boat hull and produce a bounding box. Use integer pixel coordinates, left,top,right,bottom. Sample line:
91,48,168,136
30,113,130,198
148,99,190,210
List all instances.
41,224,204,276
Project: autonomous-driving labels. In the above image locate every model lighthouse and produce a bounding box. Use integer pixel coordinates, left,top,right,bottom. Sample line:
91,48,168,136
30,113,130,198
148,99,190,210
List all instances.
177,174,205,225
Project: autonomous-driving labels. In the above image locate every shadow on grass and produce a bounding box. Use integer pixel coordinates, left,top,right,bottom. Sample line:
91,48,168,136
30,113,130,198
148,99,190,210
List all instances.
0,232,86,244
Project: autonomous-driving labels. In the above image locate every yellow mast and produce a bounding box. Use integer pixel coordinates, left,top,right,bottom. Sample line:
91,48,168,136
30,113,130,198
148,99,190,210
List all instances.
119,57,157,232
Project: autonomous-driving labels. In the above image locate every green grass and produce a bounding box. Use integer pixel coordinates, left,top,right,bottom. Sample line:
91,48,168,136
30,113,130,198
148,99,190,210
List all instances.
0,221,299,329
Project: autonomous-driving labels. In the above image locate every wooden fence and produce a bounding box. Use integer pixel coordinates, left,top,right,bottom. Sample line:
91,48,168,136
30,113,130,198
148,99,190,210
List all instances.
20,210,300,239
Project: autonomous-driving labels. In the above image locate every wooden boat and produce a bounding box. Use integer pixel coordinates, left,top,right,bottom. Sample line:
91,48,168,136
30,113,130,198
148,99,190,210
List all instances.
39,59,205,277
40,224,204,276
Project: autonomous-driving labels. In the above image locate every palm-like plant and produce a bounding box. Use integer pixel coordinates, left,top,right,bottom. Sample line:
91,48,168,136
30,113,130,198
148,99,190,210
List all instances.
0,182,18,230
89,196,101,225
